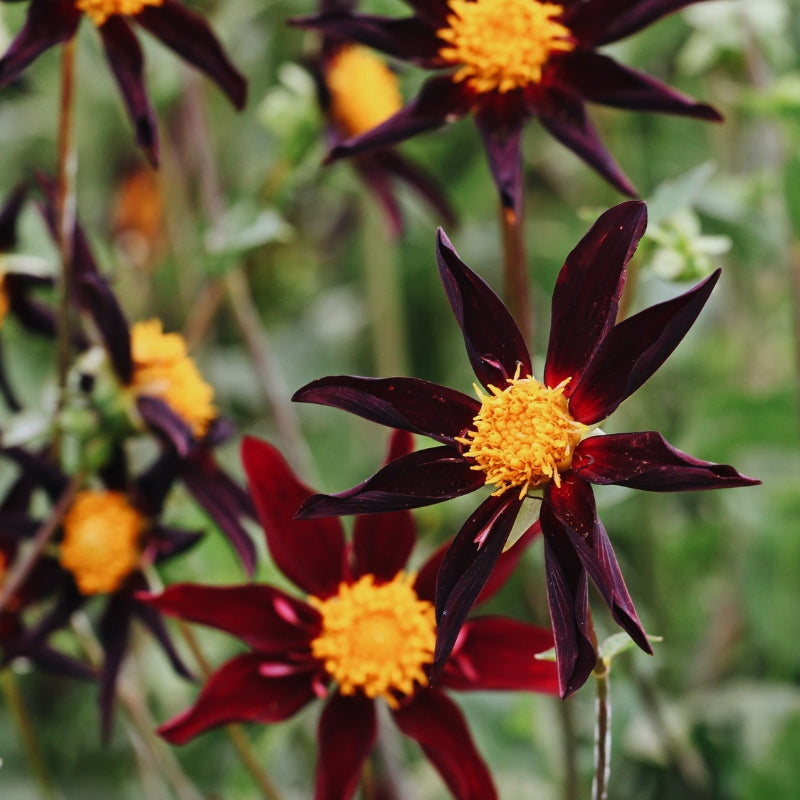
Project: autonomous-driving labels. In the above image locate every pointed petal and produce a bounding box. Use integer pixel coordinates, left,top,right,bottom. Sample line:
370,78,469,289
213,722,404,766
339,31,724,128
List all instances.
436,228,532,388
432,494,521,681
297,446,484,518
569,269,720,424
98,591,132,741
315,693,376,800
573,431,761,490
131,595,192,680
158,653,316,744
392,691,497,800
294,375,478,445
137,396,194,456
0,183,27,250
241,437,347,598
353,157,404,238
441,617,559,694
544,201,647,392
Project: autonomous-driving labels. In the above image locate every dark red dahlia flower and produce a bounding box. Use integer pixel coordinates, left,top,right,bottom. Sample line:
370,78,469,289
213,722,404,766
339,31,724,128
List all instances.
293,0,721,210
141,432,558,800
0,0,246,163
292,201,759,696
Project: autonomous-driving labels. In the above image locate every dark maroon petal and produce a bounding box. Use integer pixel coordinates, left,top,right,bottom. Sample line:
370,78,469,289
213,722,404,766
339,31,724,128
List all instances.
353,157,404,237
158,653,316,744
99,17,159,165
241,437,348,598
573,431,761,491
297,446,484,518
136,0,246,109
293,375,478,446
0,183,26,250
315,693,376,800
139,583,319,654
0,0,80,88
4,273,57,338
137,396,194,456
392,691,497,800
544,201,647,393
27,645,95,681
98,591,132,741
131,592,193,680
441,617,559,694
436,228,532,388
432,494,521,681
569,270,720,424
537,87,637,196
0,339,20,411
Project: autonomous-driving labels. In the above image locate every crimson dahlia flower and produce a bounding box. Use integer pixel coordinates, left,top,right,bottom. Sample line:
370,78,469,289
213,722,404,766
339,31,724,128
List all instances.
293,202,759,696
294,0,721,210
142,432,558,800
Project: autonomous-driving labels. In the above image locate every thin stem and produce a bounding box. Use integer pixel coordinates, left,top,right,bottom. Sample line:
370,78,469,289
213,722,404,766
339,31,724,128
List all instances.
557,697,580,800
792,243,800,422
499,204,531,345
592,657,611,800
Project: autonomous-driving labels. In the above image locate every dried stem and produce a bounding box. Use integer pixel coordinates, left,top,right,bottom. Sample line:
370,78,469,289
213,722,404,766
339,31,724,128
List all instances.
499,204,531,345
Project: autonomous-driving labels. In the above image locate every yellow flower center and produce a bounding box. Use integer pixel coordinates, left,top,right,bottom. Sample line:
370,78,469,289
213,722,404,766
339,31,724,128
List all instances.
309,572,436,708
326,46,404,137
457,372,587,498
130,319,216,438
75,0,163,27
437,0,574,94
60,490,144,595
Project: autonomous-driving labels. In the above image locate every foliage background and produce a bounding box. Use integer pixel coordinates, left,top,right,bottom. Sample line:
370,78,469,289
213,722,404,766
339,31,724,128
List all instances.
0,0,799,798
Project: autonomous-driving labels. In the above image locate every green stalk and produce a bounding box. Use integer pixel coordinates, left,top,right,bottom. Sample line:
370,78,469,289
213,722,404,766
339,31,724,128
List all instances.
499,203,531,346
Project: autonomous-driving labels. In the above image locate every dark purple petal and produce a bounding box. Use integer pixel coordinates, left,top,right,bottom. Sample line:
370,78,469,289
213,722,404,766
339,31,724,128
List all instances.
294,374,478,445
131,592,193,680
573,431,760,491
537,87,637,196
569,269,720,424
137,396,194,456
4,273,57,338
297,446,484,518
441,617,559,694
98,591,133,741
26,645,95,681
432,494,521,681
99,17,159,164
544,201,647,392
436,228,532,388
241,437,348,598
0,183,26,250
353,156,404,238
158,653,316,744
392,690,497,800
315,693,376,800
140,583,319,654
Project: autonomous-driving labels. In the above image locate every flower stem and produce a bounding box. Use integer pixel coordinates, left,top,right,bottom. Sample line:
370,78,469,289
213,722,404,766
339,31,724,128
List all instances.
499,204,531,345
592,657,611,800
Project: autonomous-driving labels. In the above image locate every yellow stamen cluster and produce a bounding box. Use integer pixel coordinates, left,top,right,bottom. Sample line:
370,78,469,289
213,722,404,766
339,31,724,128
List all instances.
130,319,216,438
326,46,404,137
309,572,436,708
458,373,587,498
438,0,574,94
60,490,144,595
75,0,163,27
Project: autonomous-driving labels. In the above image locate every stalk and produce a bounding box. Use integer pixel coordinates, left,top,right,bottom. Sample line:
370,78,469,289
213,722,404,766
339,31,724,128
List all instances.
499,204,531,345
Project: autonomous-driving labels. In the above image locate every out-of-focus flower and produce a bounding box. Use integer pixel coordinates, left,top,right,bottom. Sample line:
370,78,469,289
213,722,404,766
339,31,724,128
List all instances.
0,0,247,163
142,432,559,800
293,202,759,696
294,0,721,211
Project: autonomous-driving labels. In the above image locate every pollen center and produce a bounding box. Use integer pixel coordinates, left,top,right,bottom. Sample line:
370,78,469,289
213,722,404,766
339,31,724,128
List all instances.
130,319,216,438
75,0,163,27
326,46,403,138
457,373,587,498
437,0,574,94
308,572,435,708
60,490,144,595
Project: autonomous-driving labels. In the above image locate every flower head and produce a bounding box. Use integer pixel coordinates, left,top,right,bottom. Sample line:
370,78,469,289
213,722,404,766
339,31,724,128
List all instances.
294,0,721,210
292,202,759,696
141,432,558,799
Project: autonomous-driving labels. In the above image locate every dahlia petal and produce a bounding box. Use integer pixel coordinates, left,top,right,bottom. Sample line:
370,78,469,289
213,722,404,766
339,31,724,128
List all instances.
573,431,761,490
98,590,132,741
137,396,194,456
4,273,57,338
297,446,484,518
131,594,193,680
432,494,521,681
402,0,452,29
544,201,647,392
158,653,316,744
241,437,348,598
569,269,720,424
0,183,26,250
136,1,246,109
353,157,404,237
392,691,497,800
441,617,559,694
314,693,376,800
436,228,532,388
293,375,478,445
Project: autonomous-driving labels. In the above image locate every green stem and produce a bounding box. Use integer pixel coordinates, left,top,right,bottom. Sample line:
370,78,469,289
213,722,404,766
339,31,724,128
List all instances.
499,204,531,346
592,657,611,800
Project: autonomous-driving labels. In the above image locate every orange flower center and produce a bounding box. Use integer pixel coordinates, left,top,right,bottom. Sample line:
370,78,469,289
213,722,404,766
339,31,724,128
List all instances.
457,371,587,498
437,0,574,94
130,319,216,438
75,0,163,26
60,490,144,595
308,572,435,708
325,45,404,137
